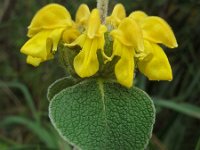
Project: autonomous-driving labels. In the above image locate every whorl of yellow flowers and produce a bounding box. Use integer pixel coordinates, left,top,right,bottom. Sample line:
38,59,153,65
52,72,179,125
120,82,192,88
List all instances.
20,3,178,88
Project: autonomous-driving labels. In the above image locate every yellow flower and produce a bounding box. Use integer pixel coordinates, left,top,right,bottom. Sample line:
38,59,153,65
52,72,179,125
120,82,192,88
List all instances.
110,18,144,88
106,4,126,28
65,9,107,77
129,11,178,81
20,4,76,66
20,3,178,88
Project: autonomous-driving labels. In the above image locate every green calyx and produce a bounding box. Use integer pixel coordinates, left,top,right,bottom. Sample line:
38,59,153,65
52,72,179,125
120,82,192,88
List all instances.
57,33,118,81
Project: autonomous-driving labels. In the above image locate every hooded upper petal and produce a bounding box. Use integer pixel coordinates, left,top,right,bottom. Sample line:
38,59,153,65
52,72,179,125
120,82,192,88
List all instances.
87,9,102,38
141,16,178,48
75,4,90,27
28,3,72,37
110,18,144,52
106,4,126,27
129,12,178,48
129,11,147,23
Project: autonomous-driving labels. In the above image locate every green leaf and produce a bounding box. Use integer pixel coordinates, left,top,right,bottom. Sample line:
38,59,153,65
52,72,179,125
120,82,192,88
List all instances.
49,79,155,150
47,76,76,101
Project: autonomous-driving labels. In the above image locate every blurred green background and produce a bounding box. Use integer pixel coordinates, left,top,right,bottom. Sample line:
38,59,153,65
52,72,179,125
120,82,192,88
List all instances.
0,0,200,150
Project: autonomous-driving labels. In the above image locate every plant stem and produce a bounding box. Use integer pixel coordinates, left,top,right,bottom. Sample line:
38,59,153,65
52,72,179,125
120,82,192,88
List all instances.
97,0,109,24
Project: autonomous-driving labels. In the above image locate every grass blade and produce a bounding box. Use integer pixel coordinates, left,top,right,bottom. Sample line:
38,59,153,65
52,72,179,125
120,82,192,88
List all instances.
0,116,57,148
0,81,39,122
153,98,200,119
195,138,200,150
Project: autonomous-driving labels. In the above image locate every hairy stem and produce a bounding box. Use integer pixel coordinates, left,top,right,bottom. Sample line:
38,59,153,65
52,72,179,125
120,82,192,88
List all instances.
97,0,109,24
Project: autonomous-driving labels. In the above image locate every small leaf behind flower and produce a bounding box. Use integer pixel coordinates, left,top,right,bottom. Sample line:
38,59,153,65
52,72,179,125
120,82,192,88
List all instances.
47,76,77,101
49,79,155,150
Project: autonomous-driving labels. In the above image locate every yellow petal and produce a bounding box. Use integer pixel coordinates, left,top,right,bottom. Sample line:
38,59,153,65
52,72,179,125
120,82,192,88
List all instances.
110,18,144,52
115,46,134,88
87,9,101,39
62,27,80,44
97,25,107,37
142,16,178,48
97,30,111,61
138,41,173,80
21,28,63,59
48,28,65,52
65,34,87,47
106,3,126,27
136,40,153,62
26,56,43,66
75,4,90,26
21,30,51,59
28,4,72,37
73,38,99,77
97,32,105,50
112,39,123,56
129,11,147,23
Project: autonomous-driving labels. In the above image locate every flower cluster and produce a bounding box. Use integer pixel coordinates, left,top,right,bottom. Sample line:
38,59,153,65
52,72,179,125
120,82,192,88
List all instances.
21,3,177,88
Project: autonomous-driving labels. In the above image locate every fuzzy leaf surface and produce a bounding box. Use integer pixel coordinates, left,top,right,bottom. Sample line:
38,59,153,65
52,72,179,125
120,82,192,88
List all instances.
49,79,155,150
